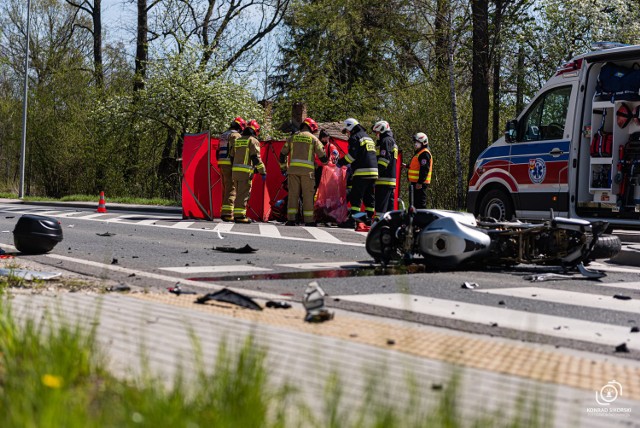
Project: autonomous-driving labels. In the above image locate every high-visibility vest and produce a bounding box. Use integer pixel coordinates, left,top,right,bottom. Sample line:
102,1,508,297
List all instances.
232,137,264,176
408,148,432,184
217,130,239,166
287,133,316,173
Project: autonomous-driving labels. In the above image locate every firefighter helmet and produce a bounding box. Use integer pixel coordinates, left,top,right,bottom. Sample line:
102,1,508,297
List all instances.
372,120,390,133
233,116,247,130
342,118,359,133
303,117,319,133
248,119,261,135
413,132,429,145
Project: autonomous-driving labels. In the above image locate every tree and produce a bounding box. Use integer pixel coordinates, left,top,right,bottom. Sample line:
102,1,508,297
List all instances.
469,0,489,182
64,0,104,87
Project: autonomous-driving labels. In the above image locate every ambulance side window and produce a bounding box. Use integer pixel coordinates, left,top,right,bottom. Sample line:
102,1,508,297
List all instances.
519,86,571,142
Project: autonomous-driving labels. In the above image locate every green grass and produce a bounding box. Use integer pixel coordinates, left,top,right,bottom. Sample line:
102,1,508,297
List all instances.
0,193,178,207
0,297,550,428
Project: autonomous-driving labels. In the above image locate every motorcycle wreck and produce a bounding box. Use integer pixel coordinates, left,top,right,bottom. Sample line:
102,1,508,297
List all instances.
362,209,621,270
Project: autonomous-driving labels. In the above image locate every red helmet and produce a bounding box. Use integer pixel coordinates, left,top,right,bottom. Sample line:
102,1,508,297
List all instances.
248,119,261,135
303,117,318,133
233,117,247,130
617,103,633,129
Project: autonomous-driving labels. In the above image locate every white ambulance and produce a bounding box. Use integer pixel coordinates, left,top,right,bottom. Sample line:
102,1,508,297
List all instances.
468,43,640,228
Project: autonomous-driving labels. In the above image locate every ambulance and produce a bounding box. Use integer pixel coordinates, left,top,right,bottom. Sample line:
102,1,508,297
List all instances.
468,43,640,228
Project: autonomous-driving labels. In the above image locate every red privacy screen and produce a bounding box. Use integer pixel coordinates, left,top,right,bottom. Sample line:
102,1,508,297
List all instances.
181,134,401,220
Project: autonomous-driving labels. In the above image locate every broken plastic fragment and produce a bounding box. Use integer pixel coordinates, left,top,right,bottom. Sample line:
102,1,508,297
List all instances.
167,285,197,295
461,282,479,289
265,300,292,309
613,294,632,301
615,343,630,353
303,281,333,322
96,232,115,237
195,288,262,310
212,244,257,254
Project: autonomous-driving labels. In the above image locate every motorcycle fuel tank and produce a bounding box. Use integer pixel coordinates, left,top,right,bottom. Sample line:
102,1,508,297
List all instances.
418,216,491,266
13,214,63,254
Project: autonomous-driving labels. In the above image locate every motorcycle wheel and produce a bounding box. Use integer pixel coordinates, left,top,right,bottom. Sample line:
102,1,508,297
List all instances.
478,189,513,221
588,234,621,260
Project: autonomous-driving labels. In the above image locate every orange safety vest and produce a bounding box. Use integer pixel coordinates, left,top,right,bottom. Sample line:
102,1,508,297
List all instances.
408,148,432,184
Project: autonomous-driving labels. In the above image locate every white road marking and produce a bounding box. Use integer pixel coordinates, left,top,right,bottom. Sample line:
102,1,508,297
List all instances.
213,223,235,233
135,219,158,225
33,210,64,216
477,287,640,313
259,224,281,238
44,254,284,300
595,281,640,291
75,213,108,219
589,262,640,274
171,221,195,229
334,293,638,350
277,261,375,270
302,226,343,244
159,265,271,274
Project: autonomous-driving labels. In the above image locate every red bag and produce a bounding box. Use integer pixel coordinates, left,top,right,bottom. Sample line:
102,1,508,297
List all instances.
590,131,613,157
314,164,348,223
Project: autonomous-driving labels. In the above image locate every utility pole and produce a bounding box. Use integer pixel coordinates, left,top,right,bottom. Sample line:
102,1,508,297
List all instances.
19,0,31,198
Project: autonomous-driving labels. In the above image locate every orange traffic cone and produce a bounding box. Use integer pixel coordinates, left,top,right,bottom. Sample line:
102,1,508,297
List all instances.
96,191,107,213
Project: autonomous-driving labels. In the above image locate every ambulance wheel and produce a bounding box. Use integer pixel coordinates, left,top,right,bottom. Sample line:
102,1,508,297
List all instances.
588,234,621,260
478,189,513,221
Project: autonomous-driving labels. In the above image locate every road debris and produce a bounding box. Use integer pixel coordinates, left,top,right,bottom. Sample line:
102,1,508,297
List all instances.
265,300,292,309
461,282,479,289
212,244,257,254
631,326,639,333
96,232,115,237
0,268,61,281
303,281,334,323
613,294,632,300
106,284,131,292
167,284,197,295
615,343,630,353
195,288,262,311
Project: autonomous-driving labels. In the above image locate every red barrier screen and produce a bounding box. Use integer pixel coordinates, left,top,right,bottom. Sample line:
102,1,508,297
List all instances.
182,132,212,220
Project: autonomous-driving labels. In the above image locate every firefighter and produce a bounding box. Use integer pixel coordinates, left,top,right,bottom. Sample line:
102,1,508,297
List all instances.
372,120,398,220
230,120,265,223
279,117,330,226
336,118,378,227
408,132,432,209
218,117,246,222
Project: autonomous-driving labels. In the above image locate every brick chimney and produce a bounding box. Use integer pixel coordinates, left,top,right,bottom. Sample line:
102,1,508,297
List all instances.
291,102,307,130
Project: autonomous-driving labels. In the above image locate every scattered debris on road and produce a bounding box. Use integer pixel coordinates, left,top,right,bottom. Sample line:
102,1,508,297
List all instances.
615,343,630,353
613,294,632,300
303,281,334,323
523,265,606,282
167,284,197,295
212,244,257,254
265,300,292,309
96,232,115,237
196,288,262,311
631,326,639,333
461,282,479,289
106,284,131,292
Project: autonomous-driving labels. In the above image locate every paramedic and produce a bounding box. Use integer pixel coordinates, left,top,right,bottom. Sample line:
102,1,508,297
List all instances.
337,118,378,227
408,132,432,209
230,120,265,223
279,118,329,226
218,117,246,222
372,120,398,220
316,129,339,189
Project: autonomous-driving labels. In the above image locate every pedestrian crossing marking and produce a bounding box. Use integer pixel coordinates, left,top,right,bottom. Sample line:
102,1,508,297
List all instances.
333,293,638,350
477,287,640,313
171,221,195,229
213,223,235,233
159,265,271,274
277,261,374,269
302,226,343,243
259,224,281,238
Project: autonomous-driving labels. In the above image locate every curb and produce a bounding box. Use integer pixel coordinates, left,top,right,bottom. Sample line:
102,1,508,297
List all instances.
609,244,640,267
0,199,182,215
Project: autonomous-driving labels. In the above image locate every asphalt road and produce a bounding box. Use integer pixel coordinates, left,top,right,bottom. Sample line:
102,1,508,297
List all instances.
1,201,639,358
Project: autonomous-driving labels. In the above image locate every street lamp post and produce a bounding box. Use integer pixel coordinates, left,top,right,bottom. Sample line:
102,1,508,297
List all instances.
19,0,31,198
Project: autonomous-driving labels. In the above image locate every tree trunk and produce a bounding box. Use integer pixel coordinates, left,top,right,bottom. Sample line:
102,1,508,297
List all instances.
448,11,463,210
469,0,490,182
434,0,449,82
134,0,148,92
491,0,503,143
515,44,525,115
93,0,103,87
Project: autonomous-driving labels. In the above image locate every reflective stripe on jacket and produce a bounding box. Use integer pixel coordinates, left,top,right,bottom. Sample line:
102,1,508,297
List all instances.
231,136,264,177
408,148,432,184
375,131,398,187
341,128,378,179
280,131,327,175
217,130,240,166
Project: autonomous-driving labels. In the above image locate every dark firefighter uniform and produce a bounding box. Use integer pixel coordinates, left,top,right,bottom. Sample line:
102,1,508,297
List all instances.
408,147,432,209
279,131,329,224
230,133,265,222
374,131,398,218
218,129,241,220
337,127,378,220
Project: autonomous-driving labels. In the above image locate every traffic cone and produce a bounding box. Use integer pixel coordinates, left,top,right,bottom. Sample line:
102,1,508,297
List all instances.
96,191,107,213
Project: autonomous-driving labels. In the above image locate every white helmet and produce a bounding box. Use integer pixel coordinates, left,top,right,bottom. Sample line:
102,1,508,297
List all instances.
413,132,429,145
372,120,390,133
342,118,359,133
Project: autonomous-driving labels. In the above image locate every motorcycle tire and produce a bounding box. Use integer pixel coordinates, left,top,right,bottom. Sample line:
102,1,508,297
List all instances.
588,234,622,260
